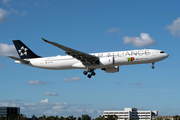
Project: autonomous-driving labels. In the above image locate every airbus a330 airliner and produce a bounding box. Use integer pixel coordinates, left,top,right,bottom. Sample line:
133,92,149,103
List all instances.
8,38,169,78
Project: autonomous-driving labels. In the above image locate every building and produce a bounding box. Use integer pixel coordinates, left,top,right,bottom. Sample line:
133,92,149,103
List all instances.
0,107,20,117
103,108,158,120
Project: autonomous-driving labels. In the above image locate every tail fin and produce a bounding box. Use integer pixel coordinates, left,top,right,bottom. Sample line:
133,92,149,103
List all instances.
13,40,41,59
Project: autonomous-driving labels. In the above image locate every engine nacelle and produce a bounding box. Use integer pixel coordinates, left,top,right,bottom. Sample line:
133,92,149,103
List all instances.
102,66,119,73
99,57,114,66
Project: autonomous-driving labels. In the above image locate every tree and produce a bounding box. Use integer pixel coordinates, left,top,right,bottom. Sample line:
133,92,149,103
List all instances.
95,115,105,120
78,117,82,120
43,115,47,120
39,117,43,120
106,115,118,120
32,115,38,120
130,119,136,120
47,116,56,120
67,115,76,120
0,116,5,120
174,115,179,120
82,114,91,120
59,116,64,120
55,115,59,120
18,114,26,120
156,117,163,120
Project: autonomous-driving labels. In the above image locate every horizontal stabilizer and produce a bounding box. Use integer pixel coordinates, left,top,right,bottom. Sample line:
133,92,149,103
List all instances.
7,56,30,64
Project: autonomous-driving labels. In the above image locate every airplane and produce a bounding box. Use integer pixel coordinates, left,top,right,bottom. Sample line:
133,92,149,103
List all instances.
8,38,169,78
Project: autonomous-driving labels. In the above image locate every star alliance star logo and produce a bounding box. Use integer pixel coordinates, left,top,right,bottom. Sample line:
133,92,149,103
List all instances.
18,46,28,56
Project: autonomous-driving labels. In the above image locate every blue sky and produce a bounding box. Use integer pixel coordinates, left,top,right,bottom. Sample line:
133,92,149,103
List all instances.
0,0,180,118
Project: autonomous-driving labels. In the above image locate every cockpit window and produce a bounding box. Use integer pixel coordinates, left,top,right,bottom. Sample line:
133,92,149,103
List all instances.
160,51,165,53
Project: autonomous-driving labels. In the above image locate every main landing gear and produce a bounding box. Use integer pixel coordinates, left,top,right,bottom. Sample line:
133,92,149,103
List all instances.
152,63,155,69
83,68,96,78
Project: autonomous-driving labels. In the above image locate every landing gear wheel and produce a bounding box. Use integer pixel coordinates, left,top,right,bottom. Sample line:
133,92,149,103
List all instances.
91,72,96,76
152,66,155,69
152,63,155,69
87,74,92,78
83,71,88,75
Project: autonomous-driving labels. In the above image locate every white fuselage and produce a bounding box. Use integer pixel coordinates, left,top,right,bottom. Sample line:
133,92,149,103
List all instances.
15,49,169,70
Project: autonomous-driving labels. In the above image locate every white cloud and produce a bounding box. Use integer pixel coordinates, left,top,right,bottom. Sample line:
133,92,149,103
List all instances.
63,77,81,82
0,8,8,23
28,80,47,85
2,0,12,4
0,43,18,57
136,107,149,110
166,107,178,110
10,8,19,15
2,99,21,102
40,98,50,103
131,82,143,86
101,107,118,111
0,99,101,118
115,82,123,84
165,17,180,36
10,8,27,16
0,7,27,23
106,28,120,34
35,2,39,6
123,33,157,47
44,92,58,96
21,11,27,16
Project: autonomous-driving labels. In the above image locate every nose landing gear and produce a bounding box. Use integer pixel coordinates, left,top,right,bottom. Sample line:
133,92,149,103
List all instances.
83,68,96,78
152,63,155,69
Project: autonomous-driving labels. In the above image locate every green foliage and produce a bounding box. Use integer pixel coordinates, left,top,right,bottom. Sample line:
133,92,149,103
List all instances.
95,115,117,120
129,119,136,120
154,117,163,120
32,115,38,120
59,116,64,120
43,115,47,120
164,118,170,120
173,115,180,120
82,114,91,120
0,116,6,120
77,117,81,120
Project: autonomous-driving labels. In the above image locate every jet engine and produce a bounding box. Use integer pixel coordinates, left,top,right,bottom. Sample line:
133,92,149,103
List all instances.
102,66,119,73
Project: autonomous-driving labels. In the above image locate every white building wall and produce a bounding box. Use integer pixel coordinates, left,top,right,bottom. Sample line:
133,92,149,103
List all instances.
103,108,158,120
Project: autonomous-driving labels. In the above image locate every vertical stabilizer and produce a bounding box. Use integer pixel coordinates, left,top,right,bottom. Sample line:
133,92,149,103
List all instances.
13,40,40,59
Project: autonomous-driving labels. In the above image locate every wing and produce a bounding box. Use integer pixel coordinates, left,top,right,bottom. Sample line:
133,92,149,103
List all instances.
8,56,30,64
42,38,99,66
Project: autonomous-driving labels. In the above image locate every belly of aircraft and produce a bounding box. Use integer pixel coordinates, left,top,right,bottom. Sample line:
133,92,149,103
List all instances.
30,58,77,70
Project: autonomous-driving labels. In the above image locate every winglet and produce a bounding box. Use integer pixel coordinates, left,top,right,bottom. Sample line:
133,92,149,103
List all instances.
42,38,49,42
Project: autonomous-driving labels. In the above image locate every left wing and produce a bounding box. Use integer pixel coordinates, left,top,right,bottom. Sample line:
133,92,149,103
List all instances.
42,38,99,66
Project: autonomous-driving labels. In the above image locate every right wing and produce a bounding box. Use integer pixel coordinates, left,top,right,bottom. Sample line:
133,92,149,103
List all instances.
7,56,30,64
42,38,99,66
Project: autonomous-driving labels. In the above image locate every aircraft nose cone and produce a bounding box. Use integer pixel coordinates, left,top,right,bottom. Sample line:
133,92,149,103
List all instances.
165,53,169,58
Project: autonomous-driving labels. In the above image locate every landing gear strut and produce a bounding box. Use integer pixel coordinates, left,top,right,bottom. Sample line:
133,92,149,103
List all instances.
83,68,96,78
152,63,155,69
